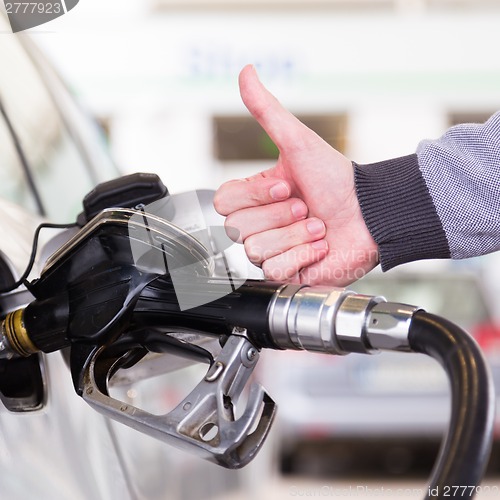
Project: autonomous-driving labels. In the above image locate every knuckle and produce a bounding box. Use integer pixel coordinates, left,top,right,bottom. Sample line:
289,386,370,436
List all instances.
261,261,282,281
213,189,228,215
244,237,262,264
224,217,242,242
249,190,266,206
224,213,237,230
262,259,295,281
282,223,307,246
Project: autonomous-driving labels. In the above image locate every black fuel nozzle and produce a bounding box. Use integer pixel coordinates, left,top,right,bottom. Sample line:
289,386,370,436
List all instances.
1,172,174,359
0,177,283,469
0,206,212,391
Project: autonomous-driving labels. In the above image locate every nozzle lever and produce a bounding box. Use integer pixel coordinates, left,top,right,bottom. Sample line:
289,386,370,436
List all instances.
81,329,276,468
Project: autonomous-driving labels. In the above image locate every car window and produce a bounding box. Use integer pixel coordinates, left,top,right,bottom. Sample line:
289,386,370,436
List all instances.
0,15,117,222
0,107,40,215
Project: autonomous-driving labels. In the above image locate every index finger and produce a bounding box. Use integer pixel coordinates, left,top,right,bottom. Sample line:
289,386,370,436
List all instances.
213,176,291,216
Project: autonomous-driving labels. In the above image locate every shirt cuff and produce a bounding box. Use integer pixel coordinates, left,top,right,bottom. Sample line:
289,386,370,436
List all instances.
353,154,450,271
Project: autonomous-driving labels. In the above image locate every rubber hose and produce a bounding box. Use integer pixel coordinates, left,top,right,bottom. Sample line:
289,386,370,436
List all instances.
408,311,495,499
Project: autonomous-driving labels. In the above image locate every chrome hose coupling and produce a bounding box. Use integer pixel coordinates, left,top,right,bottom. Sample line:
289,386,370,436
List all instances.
267,284,421,355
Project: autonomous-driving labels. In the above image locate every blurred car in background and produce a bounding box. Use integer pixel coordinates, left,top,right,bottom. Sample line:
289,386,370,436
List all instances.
0,12,258,500
265,265,500,477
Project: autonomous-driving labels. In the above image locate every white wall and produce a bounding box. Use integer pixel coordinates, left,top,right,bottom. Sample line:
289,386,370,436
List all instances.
34,2,500,191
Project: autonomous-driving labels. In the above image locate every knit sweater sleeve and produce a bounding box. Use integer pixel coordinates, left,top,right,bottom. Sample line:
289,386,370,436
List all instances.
353,111,500,271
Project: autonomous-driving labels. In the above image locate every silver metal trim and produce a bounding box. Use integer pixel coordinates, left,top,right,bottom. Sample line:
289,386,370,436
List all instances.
268,285,422,356
268,284,352,354
335,294,385,354
0,320,15,360
366,302,422,352
287,287,351,354
42,207,213,277
267,283,306,350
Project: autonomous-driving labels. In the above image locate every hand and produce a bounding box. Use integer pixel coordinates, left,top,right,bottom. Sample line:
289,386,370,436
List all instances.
214,65,379,286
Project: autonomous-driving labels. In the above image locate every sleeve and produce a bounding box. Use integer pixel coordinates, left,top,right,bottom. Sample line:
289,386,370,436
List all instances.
353,111,500,271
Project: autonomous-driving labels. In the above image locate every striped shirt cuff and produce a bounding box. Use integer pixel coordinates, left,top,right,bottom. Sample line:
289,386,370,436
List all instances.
353,154,450,271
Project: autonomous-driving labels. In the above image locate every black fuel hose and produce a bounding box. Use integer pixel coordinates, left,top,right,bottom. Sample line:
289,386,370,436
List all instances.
408,311,495,499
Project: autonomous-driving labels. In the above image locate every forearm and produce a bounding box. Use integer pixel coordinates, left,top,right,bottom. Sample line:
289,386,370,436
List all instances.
354,112,500,270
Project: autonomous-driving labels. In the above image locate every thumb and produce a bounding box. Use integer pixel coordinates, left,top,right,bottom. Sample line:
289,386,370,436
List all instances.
239,65,307,150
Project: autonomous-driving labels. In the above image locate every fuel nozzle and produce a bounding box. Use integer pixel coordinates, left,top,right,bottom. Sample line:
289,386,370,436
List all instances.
135,278,422,356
